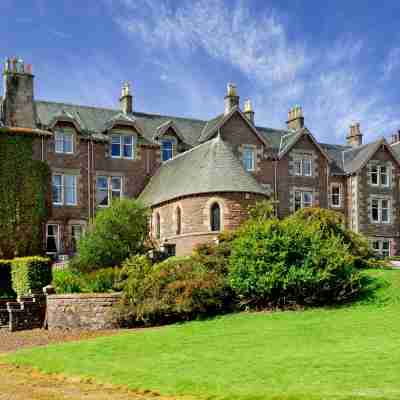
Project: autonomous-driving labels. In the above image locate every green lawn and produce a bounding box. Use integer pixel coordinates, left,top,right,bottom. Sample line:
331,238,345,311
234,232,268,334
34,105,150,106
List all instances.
6,269,400,400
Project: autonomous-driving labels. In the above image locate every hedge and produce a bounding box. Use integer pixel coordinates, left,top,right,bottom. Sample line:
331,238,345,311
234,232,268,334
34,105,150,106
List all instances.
0,259,15,298
11,257,52,296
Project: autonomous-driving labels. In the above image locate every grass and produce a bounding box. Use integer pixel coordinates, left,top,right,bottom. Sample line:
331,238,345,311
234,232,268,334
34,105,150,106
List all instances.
6,269,400,400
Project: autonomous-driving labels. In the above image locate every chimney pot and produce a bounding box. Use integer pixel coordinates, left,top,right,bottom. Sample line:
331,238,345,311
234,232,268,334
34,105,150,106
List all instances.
224,82,239,115
347,122,363,147
120,81,133,114
287,105,304,130
243,99,255,124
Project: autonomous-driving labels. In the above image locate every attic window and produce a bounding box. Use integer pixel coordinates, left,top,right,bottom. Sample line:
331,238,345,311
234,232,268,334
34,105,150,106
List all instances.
55,131,73,154
111,134,136,159
161,140,174,161
243,146,255,171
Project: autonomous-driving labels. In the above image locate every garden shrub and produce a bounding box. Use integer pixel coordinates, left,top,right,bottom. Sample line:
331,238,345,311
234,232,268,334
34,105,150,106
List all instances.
52,267,120,294
229,217,365,308
116,254,232,326
0,260,15,298
52,269,84,293
287,207,373,267
11,256,52,296
74,199,149,272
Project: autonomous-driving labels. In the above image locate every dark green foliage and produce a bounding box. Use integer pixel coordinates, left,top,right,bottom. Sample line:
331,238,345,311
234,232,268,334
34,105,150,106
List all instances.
52,267,120,294
229,214,365,308
0,260,16,298
0,134,49,258
287,207,373,268
11,257,52,296
74,199,149,272
116,254,232,326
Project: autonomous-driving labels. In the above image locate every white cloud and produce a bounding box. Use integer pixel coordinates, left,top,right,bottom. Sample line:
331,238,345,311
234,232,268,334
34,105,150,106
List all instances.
107,0,400,143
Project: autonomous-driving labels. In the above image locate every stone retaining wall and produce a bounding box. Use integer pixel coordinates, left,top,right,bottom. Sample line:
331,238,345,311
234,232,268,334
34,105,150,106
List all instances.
0,295,46,331
47,293,122,330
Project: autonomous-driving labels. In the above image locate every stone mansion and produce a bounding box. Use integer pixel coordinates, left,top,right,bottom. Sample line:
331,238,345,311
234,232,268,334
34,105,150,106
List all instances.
2,57,400,257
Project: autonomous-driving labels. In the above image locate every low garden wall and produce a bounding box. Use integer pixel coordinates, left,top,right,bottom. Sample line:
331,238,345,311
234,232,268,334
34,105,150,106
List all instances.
47,293,122,330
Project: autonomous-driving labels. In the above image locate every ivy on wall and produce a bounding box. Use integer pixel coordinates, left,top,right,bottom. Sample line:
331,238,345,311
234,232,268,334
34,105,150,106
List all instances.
0,134,49,258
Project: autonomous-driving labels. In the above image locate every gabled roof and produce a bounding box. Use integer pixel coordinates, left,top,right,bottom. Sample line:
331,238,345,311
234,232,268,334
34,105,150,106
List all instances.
153,119,186,143
343,138,400,174
278,128,331,161
139,136,268,206
197,107,271,148
48,109,85,132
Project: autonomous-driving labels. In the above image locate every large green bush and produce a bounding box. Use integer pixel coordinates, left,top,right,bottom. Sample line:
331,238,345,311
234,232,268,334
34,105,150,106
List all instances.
229,216,365,308
73,199,149,272
116,254,232,326
11,257,52,296
0,260,15,298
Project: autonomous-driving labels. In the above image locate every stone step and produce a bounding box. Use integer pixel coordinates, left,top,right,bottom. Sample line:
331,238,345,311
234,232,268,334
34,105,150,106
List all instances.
0,324,9,330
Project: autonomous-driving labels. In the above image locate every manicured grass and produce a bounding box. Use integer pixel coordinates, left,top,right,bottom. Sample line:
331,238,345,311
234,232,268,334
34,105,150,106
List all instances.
6,269,400,400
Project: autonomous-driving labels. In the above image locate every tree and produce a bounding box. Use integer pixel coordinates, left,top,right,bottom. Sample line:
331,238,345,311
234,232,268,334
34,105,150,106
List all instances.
74,199,149,272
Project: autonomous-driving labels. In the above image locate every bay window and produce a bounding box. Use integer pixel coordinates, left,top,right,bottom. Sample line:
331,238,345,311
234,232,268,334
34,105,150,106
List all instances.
46,224,59,254
330,184,341,207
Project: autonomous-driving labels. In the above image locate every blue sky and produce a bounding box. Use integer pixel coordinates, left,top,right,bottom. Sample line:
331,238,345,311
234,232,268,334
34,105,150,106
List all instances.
1,0,400,143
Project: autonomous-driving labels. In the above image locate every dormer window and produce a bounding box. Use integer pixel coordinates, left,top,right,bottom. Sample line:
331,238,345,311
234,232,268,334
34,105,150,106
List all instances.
243,146,255,171
161,139,174,161
55,130,73,154
111,134,136,159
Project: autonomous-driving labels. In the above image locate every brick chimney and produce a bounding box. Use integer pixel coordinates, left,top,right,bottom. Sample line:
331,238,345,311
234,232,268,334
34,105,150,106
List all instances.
120,81,133,114
243,99,254,124
286,106,304,131
224,83,239,115
347,123,363,147
2,57,36,128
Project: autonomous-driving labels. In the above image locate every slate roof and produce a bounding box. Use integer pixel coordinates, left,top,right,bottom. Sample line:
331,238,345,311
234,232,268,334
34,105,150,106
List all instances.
33,99,396,177
139,136,268,206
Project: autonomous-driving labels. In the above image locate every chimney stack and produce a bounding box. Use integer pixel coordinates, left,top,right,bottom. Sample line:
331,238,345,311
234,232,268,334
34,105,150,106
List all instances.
390,130,400,145
243,99,254,124
224,83,239,115
120,81,133,114
286,105,304,131
347,123,363,147
2,57,36,128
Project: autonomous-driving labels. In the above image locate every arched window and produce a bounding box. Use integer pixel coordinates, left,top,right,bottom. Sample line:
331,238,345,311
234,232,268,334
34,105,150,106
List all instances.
155,212,161,239
210,203,221,232
176,206,182,235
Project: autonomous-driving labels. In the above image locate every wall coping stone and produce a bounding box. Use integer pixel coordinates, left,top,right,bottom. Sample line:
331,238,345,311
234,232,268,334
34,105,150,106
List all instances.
48,293,122,300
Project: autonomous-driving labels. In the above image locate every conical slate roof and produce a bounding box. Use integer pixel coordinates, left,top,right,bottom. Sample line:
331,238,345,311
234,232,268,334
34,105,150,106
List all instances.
139,136,268,206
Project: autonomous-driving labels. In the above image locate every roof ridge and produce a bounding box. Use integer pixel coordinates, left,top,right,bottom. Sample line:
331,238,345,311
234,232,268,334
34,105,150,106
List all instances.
35,99,208,124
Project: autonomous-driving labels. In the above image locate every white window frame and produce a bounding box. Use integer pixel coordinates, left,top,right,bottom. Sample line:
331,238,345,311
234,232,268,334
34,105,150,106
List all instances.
330,184,342,208
370,165,390,187
371,198,391,224
294,158,312,177
111,134,135,160
370,239,391,257
96,176,123,208
55,131,74,154
46,224,60,254
52,174,77,206
242,146,255,172
71,224,82,253
294,190,313,211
